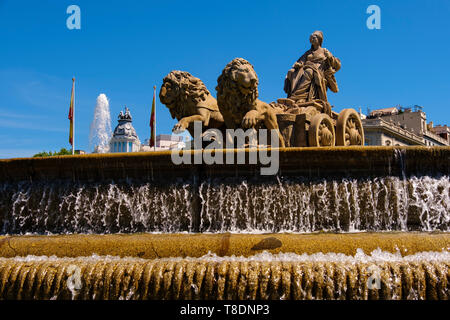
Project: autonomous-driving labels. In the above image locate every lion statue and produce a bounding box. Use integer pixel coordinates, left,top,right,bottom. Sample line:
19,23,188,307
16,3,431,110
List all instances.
159,71,225,137
216,58,285,147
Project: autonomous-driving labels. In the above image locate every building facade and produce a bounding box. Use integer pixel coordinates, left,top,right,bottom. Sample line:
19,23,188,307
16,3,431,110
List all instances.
142,134,185,151
430,125,450,143
362,107,449,146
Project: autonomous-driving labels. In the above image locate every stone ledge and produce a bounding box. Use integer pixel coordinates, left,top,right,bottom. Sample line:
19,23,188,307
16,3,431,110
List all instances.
0,146,448,182
1,232,448,259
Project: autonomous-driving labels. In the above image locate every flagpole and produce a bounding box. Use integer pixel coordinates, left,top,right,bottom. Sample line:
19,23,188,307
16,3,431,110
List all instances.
153,85,156,151
72,78,75,155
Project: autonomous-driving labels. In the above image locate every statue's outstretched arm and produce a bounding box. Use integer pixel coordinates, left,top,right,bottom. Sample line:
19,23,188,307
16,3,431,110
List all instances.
323,48,341,71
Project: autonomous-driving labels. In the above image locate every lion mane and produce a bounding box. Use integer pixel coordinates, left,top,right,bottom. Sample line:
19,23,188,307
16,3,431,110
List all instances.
160,71,212,120
216,58,259,124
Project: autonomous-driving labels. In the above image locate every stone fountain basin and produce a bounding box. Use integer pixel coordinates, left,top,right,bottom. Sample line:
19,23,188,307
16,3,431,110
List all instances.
0,237,448,300
1,146,449,234
1,146,449,181
1,232,448,259
0,147,448,300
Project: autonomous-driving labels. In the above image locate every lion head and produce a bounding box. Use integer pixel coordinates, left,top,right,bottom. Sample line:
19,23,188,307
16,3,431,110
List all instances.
216,58,259,121
159,71,211,120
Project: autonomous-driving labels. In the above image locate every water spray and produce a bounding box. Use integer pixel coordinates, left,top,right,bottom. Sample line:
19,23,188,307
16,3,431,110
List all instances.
89,93,112,153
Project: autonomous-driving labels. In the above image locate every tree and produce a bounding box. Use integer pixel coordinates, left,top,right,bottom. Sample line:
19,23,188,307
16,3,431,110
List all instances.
33,148,72,157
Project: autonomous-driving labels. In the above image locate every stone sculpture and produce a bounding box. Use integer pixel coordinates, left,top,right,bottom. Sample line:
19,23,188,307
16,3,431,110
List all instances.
159,71,225,137
281,30,341,116
216,58,285,147
273,31,364,147
159,31,364,148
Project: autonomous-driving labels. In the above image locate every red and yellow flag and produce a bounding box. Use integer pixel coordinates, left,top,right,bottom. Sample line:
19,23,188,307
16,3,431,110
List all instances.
68,78,75,146
149,85,156,148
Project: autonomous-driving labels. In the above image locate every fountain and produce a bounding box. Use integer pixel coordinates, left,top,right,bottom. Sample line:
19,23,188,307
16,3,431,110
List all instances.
0,147,448,300
0,31,449,300
89,93,112,153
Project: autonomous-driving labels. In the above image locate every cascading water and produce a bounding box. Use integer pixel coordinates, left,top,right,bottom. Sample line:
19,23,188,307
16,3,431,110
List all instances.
0,250,448,300
0,175,448,234
89,94,112,153
199,176,449,233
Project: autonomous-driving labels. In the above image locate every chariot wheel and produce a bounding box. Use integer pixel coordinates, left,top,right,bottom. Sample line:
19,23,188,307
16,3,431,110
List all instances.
336,109,364,146
308,114,335,147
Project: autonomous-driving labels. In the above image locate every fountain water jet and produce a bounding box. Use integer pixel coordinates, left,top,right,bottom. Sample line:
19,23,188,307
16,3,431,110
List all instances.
89,93,112,153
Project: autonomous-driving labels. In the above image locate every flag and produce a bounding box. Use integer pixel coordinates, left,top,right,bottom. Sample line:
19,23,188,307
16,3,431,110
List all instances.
149,85,156,147
68,78,75,146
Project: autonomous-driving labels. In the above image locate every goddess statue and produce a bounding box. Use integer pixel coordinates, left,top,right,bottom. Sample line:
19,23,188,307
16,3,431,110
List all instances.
282,31,341,114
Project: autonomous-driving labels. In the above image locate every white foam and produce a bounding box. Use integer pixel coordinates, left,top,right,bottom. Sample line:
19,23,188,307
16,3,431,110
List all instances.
3,248,449,264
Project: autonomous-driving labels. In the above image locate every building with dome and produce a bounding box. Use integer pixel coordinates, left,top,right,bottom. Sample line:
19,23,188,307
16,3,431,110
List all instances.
109,107,141,153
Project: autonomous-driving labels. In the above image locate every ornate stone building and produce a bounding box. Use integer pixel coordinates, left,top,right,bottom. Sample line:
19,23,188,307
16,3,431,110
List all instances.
362,106,449,146
109,107,141,153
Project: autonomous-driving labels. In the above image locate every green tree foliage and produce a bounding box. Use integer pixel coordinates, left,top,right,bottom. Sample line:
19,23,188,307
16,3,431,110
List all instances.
33,148,72,157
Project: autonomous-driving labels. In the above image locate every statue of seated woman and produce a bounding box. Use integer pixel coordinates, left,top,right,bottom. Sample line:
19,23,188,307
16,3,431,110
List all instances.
280,31,341,116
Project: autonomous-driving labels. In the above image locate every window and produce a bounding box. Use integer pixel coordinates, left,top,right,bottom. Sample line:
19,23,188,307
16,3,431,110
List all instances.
128,142,132,152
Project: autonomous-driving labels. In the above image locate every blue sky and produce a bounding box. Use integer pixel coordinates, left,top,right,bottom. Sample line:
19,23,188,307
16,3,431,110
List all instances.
1,0,449,158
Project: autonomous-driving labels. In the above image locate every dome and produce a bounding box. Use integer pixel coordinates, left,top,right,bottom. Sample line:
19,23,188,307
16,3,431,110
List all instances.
113,120,139,141
110,107,141,152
